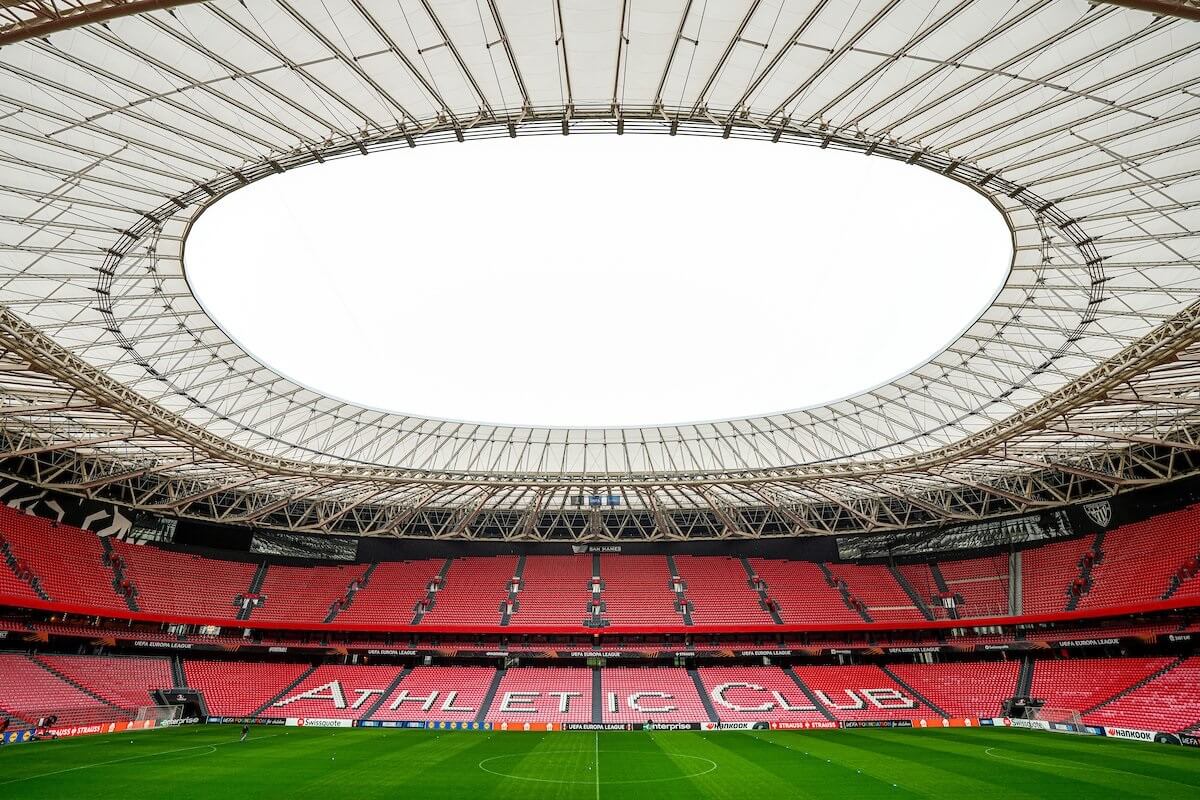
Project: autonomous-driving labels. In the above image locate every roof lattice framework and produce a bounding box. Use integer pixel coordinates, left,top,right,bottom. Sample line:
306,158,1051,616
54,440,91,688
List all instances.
0,0,1199,540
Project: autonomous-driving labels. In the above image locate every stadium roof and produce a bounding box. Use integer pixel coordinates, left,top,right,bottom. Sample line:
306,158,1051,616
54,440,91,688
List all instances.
1,0,1199,540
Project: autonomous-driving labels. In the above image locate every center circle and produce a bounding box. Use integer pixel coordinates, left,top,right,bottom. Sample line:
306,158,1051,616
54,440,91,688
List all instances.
478,749,718,785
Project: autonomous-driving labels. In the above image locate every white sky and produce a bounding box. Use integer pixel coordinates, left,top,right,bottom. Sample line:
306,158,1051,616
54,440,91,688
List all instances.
186,135,1011,428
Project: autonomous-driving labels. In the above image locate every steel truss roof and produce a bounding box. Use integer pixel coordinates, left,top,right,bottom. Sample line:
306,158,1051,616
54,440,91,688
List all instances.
1,0,1199,540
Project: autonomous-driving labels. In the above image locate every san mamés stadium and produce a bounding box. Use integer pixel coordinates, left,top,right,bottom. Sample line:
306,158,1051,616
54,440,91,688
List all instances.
1,0,1199,797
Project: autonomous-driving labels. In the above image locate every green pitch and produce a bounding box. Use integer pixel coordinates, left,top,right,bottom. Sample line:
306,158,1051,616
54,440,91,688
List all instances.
1,725,1198,799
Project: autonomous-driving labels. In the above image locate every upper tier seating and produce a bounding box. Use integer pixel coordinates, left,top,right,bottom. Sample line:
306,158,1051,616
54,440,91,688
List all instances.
0,534,40,603
1030,657,1172,713
1076,507,1200,611
420,557,514,626
939,556,1010,618
371,666,496,722
509,556,593,625
599,555,680,626
38,654,172,709
826,564,925,622
601,667,709,724
182,659,309,716
748,559,861,625
336,561,444,626
253,564,369,624
1021,537,1092,615
698,666,827,722
113,539,255,620
675,555,773,625
268,664,404,719
2,503,1200,630
790,665,924,720
1085,657,1200,733
0,506,124,611
485,667,591,724
888,661,1019,718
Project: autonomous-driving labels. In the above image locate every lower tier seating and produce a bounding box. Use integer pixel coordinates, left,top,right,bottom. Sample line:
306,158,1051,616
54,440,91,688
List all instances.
1084,657,1200,733
601,667,709,724
4,658,1199,732
38,654,172,710
698,665,827,722
484,667,591,724
888,661,1019,718
182,660,310,717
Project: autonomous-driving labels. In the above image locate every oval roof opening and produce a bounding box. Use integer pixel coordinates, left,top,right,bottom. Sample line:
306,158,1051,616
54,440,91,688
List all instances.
186,135,1011,428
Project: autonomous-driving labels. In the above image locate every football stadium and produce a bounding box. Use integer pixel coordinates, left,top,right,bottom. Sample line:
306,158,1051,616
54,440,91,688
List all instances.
2,0,1200,797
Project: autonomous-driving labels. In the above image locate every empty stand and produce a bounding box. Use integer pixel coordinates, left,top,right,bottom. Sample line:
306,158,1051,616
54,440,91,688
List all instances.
0,653,121,726
372,666,497,722
38,654,172,710
113,540,256,620
509,556,592,626
749,559,861,625
268,664,403,719
1021,537,1093,615
182,660,309,716
253,564,370,624
336,561,444,626
601,667,709,724
888,661,1018,718
0,506,125,611
790,665,924,720
1085,657,1200,733
675,555,774,626
1076,507,1200,612
485,667,591,724
698,666,827,722
599,555,680,626
421,557,515,627
1031,657,1172,714
939,556,1010,618
826,564,925,623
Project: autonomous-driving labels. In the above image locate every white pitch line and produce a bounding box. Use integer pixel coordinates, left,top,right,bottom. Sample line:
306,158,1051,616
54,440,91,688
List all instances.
0,733,281,787
594,731,600,800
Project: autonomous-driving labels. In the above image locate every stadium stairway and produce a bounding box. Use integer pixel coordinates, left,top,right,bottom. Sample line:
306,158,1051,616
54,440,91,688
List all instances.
890,565,934,621
664,555,693,626
413,558,453,625
499,555,526,627
687,669,720,723
100,538,139,612
30,655,125,712
928,563,958,619
324,563,377,624
171,656,187,688
475,669,505,724
1082,655,1187,715
592,668,603,724
879,664,949,718
1065,532,1104,612
237,563,268,621
361,667,411,720
820,563,872,623
783,667,838,722
740,557,784,625
1016,657,1034,698
251,664,318,718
